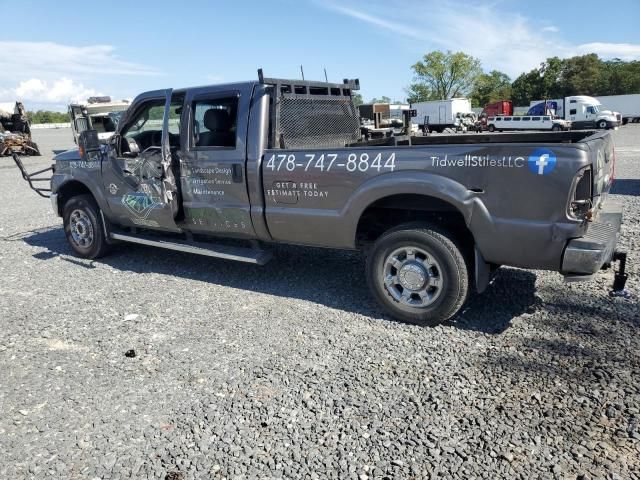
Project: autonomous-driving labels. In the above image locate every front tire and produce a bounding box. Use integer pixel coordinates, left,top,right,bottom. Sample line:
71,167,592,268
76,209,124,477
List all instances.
366,224,469,326
597,120,608,129
488,124,495,132
63,195,110,259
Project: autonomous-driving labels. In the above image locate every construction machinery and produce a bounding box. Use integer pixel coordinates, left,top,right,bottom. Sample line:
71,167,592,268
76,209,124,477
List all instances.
0,102,40,156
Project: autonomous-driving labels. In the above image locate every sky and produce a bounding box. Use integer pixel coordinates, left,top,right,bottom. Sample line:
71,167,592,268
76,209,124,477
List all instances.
0,0,639,111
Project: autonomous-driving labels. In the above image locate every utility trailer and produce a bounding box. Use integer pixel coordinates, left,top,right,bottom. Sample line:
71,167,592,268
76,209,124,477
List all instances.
12,70,631,326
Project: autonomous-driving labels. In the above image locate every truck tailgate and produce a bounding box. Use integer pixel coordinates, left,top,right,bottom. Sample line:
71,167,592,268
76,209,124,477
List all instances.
588,131,615,208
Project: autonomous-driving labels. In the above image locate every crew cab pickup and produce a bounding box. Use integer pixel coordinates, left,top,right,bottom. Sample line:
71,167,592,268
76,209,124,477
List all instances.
42,72,628,326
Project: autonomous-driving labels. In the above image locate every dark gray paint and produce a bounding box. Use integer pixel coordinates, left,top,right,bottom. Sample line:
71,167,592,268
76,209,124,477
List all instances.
50,81,618,278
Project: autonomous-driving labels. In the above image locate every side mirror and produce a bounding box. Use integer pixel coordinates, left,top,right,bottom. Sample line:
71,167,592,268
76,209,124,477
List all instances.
78,129,100,160
75,117,89,134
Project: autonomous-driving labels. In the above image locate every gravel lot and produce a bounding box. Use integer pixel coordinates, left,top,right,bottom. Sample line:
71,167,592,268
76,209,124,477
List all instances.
1,126,639,479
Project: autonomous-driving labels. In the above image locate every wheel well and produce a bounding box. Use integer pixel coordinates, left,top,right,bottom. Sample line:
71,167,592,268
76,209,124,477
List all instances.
56,181,94,216
356,194,474,250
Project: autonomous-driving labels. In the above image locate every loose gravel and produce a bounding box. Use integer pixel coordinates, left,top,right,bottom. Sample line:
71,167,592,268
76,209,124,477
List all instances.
0,127,638,479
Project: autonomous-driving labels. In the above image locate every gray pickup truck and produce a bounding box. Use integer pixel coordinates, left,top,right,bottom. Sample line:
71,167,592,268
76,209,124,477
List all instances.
21,72,627,326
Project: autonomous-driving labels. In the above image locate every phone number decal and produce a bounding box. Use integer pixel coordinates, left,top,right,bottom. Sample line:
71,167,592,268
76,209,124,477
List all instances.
265,152,396,173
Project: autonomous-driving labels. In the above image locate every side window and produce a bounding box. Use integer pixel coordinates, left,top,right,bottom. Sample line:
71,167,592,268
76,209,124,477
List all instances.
532,116,541,121
543,116,550,121
120,97,183,154
570,109,577,115
192,96,238,148
504,117,512,122
495,117,501,122
522,117,530,121
513,117,521,122
124,102,165,139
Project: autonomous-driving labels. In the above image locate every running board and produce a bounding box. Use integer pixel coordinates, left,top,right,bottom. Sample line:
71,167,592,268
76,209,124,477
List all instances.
109,233,272,265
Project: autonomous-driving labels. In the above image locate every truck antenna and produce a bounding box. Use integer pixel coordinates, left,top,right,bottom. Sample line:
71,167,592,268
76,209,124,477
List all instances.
324,68,328,82
300,65,305,81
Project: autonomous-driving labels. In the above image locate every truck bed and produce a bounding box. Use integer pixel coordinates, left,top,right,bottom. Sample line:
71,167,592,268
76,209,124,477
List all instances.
349,130,600,147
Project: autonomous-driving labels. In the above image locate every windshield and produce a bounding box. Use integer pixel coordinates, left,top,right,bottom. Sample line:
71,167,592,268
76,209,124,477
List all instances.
587,105,600,114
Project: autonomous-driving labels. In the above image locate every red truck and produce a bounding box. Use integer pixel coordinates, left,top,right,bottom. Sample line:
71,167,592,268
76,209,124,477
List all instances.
475,100,513,131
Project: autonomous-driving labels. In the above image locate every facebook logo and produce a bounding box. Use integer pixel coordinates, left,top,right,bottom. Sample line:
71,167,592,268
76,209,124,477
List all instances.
528,148,557,175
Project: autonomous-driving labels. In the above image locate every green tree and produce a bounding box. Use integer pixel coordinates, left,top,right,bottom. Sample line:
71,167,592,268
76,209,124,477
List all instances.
405,83,435,104
351,92,364,106
408,50,483,101
27,110,70,124
560,53,602,96
470,70,512,107
539,56,564,98
369,96,392,104
511,70,541,106
510,54,640,106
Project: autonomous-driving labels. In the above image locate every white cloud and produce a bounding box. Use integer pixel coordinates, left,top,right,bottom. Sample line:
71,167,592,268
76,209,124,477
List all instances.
576,42,640,60
0,41,158,110
322,4,424,39
0,41,159,81
318,1,640,78
13,78,99,103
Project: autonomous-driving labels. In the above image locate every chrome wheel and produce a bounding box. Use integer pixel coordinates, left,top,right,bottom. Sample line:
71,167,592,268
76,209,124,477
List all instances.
383,246,443,308
69,209,94,248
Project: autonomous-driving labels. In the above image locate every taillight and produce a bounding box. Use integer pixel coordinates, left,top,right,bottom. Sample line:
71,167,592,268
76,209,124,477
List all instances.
569,166,593,219
611,146,616,183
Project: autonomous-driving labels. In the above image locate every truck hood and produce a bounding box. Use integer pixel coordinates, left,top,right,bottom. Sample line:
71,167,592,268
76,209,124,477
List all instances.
598,109,620,118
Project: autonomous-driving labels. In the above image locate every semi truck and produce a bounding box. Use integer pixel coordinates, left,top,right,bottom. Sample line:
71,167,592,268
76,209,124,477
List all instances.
410,98,476,132
13,72,629,326
475,100,513,131
529,96,620,129
594,94,640,124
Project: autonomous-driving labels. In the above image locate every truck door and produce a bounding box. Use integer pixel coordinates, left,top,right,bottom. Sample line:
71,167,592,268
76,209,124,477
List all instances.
584,105,598,128
101,89,182,231
178,88,254,236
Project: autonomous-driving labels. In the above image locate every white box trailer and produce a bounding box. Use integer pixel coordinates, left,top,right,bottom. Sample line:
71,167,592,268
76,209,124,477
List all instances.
411,98,474,132
594,94,640,124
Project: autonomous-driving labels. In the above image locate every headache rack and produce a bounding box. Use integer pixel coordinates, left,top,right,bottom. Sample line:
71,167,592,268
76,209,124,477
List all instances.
258,69,362,149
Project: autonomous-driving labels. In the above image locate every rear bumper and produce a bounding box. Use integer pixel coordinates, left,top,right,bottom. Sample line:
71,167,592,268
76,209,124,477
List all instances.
561,204,622,276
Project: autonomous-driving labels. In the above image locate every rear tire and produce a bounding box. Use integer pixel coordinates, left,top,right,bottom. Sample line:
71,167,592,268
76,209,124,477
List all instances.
488,125,495,132
63,195,110,259
366,223,469,326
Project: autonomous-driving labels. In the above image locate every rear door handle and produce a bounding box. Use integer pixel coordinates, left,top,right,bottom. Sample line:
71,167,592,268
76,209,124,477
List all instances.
232,164,243,183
